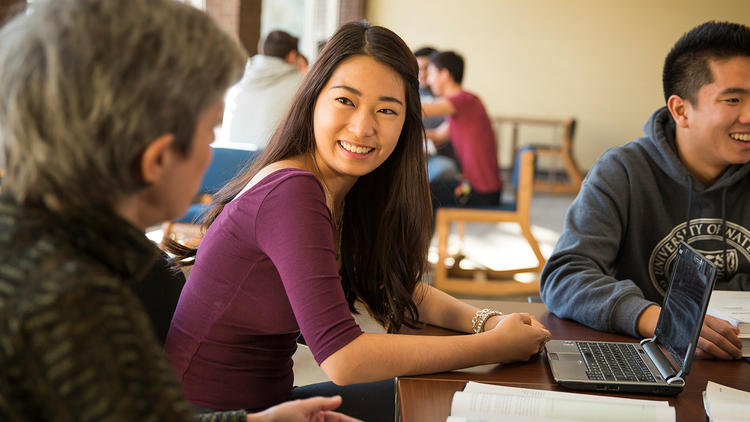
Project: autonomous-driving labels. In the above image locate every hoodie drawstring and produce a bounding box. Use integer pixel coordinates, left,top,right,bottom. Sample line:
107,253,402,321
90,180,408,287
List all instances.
721,187,728,283
685,178,730,283
685,177,693,243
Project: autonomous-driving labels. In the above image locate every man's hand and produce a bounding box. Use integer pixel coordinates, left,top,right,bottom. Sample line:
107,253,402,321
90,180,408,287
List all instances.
247,396,363,422
694,314,742,360
637,305,742,360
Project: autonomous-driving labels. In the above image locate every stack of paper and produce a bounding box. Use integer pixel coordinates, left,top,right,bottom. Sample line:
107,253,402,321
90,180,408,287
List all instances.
703,381,750,422
446,382,674,422
707,290,750,357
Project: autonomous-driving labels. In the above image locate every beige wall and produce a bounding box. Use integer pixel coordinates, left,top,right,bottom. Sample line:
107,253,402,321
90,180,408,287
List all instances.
365,0,750,170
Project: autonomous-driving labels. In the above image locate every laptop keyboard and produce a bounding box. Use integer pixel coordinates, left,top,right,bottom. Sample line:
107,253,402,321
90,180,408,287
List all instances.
577,342,657,383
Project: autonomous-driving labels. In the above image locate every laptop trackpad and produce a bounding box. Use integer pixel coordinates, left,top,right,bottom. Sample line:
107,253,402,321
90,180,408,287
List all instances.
554,353,585,362
549,352,588,378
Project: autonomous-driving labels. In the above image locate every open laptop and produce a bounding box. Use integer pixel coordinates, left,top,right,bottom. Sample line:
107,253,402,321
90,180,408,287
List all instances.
545,241,717,396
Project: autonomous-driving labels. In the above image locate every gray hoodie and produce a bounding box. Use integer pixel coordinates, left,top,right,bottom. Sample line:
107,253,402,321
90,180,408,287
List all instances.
540,106,750,337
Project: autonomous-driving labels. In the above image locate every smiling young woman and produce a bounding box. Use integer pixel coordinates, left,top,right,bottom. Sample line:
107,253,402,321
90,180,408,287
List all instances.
164,21,550,422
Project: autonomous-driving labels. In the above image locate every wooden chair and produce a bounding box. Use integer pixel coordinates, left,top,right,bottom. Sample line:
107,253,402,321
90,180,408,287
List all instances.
433,148,545,297
493,116,583,194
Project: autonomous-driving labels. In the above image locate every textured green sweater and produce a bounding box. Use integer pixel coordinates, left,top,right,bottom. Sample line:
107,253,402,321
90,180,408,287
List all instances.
0,195,246,421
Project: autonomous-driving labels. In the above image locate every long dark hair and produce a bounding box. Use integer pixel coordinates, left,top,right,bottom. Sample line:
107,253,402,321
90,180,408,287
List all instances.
168,21,432,332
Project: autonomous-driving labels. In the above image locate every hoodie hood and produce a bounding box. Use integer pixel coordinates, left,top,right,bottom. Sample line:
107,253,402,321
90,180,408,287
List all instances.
241,54,300,89
639,106,750,193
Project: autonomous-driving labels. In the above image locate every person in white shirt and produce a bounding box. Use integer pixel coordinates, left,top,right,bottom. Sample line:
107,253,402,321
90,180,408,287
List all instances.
219,30,304,148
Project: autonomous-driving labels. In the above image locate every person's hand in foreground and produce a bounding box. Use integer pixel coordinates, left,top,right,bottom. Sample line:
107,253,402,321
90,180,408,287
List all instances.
247,395,363,422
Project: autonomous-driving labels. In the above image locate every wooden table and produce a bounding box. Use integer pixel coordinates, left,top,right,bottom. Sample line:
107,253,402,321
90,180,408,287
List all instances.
397,300,750,421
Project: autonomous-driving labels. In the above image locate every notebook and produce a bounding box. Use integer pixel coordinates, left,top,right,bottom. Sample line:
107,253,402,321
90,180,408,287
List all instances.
545,241,717,396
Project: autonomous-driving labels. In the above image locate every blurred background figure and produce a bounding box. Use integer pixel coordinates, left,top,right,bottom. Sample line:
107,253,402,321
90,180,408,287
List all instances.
415,46,438,100
415,46,460,182
219,29,304,149
295,52,309,74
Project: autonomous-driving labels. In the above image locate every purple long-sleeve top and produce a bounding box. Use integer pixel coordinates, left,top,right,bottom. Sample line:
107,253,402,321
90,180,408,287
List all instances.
164,169,363,412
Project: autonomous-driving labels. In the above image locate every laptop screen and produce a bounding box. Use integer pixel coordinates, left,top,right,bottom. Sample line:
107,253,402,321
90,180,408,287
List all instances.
654,242,717,374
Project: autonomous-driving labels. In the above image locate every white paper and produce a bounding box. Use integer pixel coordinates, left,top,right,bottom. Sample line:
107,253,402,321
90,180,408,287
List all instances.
446,416,571,422
704,381,750,422
464,381,668,407
450,390,674,422
708,290,750,329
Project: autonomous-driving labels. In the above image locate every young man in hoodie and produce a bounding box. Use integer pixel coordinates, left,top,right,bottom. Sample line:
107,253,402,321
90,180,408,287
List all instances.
219,30,304,148
540,21,750,360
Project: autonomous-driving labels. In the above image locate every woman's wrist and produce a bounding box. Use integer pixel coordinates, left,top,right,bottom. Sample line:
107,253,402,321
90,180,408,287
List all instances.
483,314,504,332
471,308,503,333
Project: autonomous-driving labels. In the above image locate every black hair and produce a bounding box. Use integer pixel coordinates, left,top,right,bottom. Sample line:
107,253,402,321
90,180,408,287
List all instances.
429,50,464,84
414,46,436,58
663,21,750,104
261,30,299,59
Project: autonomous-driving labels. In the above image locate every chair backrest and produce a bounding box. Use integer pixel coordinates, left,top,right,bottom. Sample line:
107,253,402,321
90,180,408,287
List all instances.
561,117,577,152
512,147,536,216
200,145,260,195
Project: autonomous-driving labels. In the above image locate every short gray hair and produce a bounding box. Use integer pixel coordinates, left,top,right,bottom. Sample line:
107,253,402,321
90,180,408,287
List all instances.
0,0,245,211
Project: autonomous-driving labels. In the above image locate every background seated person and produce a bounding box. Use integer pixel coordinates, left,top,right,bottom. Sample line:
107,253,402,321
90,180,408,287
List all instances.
295,53,309,74
415,46,460,182
540,21,750,361
219,30,304,149
422,51,502,209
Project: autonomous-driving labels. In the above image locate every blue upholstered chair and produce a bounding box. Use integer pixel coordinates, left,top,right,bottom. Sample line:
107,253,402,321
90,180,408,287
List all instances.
433,147,545,297
162,144,259,246
175,145,260,224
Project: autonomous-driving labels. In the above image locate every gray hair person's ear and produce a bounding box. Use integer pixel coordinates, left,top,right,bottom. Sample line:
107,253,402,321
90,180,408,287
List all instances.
138,134,177,186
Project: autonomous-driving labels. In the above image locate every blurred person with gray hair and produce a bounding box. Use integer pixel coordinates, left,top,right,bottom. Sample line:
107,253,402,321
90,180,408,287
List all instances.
219,29,305,148
0,0,359,421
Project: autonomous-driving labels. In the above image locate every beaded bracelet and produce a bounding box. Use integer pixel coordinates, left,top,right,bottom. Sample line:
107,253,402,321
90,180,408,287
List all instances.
472,308,503,333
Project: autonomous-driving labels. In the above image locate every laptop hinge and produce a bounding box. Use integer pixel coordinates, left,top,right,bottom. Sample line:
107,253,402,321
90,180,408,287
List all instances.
640,337,682,384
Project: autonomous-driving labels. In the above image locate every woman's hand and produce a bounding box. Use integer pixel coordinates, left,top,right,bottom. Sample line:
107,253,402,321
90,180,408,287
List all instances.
484,312,547,332
247,396,363,422
483,313,551,363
